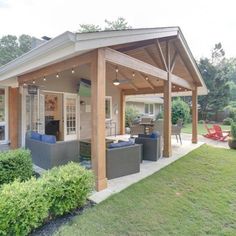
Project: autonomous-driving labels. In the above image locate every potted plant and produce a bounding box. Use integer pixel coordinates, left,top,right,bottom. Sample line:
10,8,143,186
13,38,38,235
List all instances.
228,122,236,149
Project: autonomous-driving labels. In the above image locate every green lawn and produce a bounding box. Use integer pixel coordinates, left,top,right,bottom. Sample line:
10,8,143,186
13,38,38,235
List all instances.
56,145,236,235
182,123,230,134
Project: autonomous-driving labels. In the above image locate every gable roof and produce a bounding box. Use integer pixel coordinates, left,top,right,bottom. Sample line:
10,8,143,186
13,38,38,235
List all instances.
0,27,207,95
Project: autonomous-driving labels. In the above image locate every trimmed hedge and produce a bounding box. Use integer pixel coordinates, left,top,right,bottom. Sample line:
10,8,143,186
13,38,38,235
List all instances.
0,149,33,185
0,162,94,235
43,162,94,216
0,178,49,235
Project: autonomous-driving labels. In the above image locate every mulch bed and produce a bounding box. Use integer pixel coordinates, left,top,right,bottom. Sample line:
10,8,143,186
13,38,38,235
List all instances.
30,200,96,236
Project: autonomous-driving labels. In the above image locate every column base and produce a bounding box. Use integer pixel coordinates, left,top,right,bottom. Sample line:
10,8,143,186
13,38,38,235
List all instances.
96,177,108,191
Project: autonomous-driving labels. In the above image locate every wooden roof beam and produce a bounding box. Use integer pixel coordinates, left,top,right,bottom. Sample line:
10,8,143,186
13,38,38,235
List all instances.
104,47,167,81
124,86,164,95
170,73,195,90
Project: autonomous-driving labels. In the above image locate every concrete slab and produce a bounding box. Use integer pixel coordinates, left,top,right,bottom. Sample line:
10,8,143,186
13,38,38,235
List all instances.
89,137,204,203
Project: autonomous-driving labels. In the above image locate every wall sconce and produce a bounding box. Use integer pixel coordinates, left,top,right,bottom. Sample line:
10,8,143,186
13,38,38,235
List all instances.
80,100,85,105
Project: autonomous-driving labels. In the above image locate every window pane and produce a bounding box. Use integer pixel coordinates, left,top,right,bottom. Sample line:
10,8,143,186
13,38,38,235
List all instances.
150,104,154,114
144,104,149,114
0,125,5,141
0,89,5,122
105,98,111,119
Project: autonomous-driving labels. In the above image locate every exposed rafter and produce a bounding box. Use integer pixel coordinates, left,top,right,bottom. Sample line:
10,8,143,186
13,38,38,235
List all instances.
170,50,178,72
108,63,139,91
18,50,95,84
136,72,155,90
156,39,168,71
144,48,160,68
105,47,167,81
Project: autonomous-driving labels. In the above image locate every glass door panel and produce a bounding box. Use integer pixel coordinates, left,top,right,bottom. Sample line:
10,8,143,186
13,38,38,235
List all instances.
64,93,78,141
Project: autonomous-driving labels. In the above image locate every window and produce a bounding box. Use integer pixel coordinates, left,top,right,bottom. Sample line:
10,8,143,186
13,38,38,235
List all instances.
105,97,112,120
0,88,7,142
144,103,155,115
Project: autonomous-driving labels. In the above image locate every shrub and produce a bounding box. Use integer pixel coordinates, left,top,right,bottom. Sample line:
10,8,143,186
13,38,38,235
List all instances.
172,98,190,124
198,120,205,124
0,149,33,185
0,162,94,235
229,107,236,121
0,178,49,235
231,122,236,140
156,111,163,120
42,162,94,216
125,106,139,127
223,117,233,125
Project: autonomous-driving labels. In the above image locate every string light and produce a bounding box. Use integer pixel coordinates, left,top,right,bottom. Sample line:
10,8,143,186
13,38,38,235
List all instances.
72,68,75,74
132,72,135,78
33,80,35,84
43,76,46,81
145,76,149,81
56,73,59,78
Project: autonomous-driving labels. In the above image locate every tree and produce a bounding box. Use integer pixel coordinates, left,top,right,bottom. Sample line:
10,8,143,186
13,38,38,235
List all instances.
0,34,33,66
18,34,33,54
172,97,190,124
198,43,230,120
78,24,101,33
77,17,131,33
104,17,131,30
0,35,19,66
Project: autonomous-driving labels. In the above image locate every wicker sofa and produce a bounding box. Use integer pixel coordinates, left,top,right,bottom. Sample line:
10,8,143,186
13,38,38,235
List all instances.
25,135,79,169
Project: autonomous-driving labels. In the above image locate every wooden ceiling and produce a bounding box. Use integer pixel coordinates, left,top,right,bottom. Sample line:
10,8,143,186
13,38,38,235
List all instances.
108,37,196,94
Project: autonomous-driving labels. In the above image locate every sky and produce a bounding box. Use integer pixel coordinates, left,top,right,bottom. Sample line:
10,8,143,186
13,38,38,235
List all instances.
0,0,236,59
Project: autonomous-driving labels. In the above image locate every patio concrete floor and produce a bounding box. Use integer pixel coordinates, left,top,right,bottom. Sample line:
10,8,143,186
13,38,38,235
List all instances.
89,135,204,203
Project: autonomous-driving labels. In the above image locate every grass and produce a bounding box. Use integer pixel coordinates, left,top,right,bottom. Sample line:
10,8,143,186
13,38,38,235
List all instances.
56,145,236,235
182,123,230,134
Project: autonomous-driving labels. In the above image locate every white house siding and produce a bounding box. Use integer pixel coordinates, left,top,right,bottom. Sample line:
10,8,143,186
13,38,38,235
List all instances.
126,101,162,119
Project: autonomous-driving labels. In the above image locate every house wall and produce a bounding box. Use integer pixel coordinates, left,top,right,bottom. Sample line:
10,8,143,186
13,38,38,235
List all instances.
17,64,121,145
126,101,162,119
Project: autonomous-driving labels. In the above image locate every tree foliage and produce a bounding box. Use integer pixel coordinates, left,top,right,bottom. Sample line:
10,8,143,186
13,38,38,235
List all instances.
172,97,190,124
0,34,33,66
78,17,132,33
78,24,101,33
104,17,131,30
198,43,231,120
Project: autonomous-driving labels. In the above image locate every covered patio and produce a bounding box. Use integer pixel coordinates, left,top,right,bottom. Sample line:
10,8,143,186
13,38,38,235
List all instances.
0,27,207,191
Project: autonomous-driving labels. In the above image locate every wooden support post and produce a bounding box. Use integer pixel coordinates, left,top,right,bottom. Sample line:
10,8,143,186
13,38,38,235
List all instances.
163,72,172,157
163,40,172,157
120,91,126,135
192,86,198,143
9,87,19,149
91,49,108,191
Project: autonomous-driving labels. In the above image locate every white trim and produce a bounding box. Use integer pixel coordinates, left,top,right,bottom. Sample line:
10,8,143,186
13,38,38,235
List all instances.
0,86,9,144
